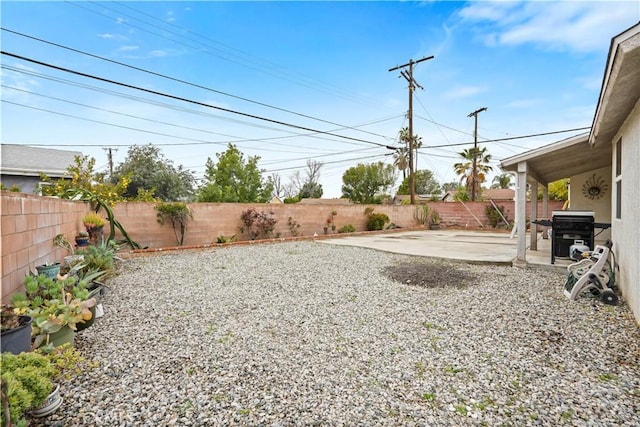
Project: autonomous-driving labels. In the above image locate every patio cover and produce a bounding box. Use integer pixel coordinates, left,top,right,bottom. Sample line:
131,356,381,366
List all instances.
500,133,611,264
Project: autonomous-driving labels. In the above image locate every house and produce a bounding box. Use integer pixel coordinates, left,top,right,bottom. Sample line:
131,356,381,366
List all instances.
481,188,515,201
0,144,82,194
500,23,640,323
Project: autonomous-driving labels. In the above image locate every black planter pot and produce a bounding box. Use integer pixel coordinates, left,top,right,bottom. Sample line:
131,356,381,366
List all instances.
75,236,90,247
1,316,32,354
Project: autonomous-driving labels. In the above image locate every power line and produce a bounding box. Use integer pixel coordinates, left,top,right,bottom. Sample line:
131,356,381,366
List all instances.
73,1,376,106
1,51,391,149
3,64,401,149
2,27,392,140
421,127,591,149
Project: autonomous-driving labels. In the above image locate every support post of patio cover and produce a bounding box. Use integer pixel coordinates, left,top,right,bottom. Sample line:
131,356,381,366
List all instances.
515,161,528,267
542,187,549,239
530,181,538,251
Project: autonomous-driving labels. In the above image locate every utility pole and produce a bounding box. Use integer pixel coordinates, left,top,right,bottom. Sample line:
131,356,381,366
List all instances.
103,147,118,175
467,107,487,201
389,55,434,205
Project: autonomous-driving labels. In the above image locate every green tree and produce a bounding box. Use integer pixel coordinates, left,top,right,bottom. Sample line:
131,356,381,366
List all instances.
341,162,396,204
296,160,323,199
453,147,493,201
537,178,569,201
397,170,440,196
111,144,195,202
40,155,129,205
197,144,273,203
491,173,513,189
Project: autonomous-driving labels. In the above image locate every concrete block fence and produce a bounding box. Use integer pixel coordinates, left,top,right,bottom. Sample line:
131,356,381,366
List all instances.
1,191,564,302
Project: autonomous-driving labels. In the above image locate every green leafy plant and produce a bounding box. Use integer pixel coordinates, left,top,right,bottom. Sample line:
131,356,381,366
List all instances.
57,188,141,249
155,202,194,246
364,208,390,231
1,344,86,426
11,275,97,346
240,208,277,240
485,204,508,228
75,239,121,278
338,224,356,233
216,235,236,244
53,234,75,256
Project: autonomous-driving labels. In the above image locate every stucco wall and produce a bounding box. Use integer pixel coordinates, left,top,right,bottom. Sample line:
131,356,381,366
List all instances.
611,98,640,325
570,165,612,243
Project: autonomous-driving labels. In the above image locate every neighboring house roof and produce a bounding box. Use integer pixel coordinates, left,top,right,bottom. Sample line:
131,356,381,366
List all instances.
482,188,515,200
590,23,640,147
499,133,611,185
268,196,283,204
393,194,446,204
1,144,82,178
297,198,352,205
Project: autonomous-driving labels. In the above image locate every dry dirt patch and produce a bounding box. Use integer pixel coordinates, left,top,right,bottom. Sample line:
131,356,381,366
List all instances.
383,259,475,288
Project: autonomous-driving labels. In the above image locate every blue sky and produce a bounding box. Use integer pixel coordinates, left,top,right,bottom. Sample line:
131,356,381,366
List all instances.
1,1,639,198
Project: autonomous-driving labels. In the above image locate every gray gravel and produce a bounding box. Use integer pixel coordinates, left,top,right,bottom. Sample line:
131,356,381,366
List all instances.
37,241,640,426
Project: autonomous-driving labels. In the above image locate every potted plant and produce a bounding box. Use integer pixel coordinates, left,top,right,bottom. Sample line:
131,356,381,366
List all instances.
53,234,84,267
1,304,32,354
74,231,90,248
82,211,107,242
429,209,441,230
35,262,61,280
11,274,97,349
1,345,85,424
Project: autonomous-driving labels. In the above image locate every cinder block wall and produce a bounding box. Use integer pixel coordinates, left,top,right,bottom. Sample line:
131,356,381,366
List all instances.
109,201,564,249
1,192,91,302
1,192,564,303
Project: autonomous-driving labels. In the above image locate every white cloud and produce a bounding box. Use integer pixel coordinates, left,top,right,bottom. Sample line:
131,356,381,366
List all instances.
98,33,114,39
149,50,168,57
117,45,140,52
458,1,640,53
444,85,487,100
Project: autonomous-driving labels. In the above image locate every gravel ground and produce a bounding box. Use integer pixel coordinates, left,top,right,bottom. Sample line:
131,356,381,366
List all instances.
36,241,640,426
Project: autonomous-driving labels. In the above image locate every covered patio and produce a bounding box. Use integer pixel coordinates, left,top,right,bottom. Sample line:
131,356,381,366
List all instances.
500,132,612,267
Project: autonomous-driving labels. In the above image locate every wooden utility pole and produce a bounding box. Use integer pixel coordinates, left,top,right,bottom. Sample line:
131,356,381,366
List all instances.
467,107,487,201
389,55,433,205
103,147,118,175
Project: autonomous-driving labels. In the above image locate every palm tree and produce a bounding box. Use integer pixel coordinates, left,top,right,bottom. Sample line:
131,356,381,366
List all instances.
392,146,409,179
453,147,493,201
399,127,422,171
491,173,513,189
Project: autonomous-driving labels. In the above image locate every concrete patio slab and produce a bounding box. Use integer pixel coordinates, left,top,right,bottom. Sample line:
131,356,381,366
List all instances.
320,229,571,271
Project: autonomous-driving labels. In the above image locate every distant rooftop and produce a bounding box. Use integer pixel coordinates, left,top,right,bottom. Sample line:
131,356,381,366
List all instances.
1,144,82,178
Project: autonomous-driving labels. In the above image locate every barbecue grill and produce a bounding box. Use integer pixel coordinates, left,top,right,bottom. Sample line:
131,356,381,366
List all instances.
532,211,612,264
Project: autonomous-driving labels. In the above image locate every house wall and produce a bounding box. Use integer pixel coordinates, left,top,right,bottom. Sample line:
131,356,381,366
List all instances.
569,165,612,244
1,192,92,303
0,175,41,195
611,98,640,325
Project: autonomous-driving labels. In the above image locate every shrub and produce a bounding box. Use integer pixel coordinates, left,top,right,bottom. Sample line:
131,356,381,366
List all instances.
338,224,356,233
155,202,193,246
287,217,301,237
240,208,277,240
485,204,507,228
216,235,236,244
366,213,390,231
